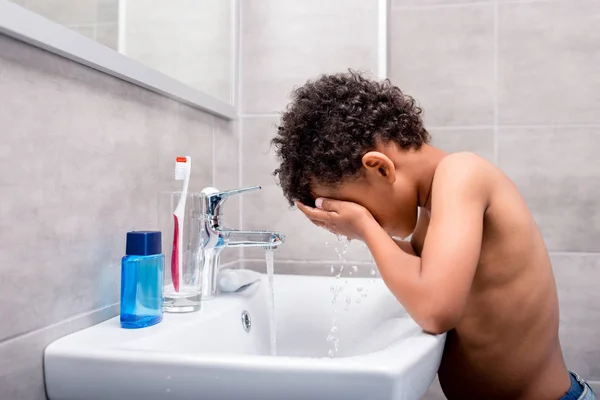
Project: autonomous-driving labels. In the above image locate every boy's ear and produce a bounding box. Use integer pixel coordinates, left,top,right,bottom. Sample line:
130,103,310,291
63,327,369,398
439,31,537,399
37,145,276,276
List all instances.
362,151,396,184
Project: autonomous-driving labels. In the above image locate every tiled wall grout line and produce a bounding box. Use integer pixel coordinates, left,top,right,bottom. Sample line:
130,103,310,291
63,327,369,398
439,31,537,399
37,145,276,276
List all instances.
235,118,600,131
392,0,559,12
492,0,499,165
428,125,495,130
238,0,245,259
377,0,389,79
548,251,600,257
393,1,494,11
211,115,216,187
238,118,245,259
240,113,280,118
499,124,600,129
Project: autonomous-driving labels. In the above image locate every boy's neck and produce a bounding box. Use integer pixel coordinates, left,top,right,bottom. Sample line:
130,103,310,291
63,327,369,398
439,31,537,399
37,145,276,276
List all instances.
410,144,447,211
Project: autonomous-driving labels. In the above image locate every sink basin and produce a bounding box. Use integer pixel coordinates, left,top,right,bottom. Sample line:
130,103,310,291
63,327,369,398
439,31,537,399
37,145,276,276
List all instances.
45,274,445,400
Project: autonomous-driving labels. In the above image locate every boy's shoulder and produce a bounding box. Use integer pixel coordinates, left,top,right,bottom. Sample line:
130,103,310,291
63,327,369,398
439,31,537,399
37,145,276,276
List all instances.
436,151,490,173
432,151,496,199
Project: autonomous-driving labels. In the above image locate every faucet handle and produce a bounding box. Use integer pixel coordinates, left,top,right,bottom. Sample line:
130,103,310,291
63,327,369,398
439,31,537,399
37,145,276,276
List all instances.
201,186,261,217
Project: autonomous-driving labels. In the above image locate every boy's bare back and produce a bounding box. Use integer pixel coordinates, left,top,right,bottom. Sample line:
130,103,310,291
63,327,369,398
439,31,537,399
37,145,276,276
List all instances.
428,154,570,399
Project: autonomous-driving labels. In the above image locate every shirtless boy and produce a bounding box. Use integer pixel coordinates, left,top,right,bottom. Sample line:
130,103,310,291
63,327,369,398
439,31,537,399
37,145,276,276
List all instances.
271,71,596,400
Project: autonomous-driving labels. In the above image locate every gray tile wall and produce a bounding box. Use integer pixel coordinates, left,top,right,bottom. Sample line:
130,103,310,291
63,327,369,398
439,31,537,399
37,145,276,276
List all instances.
388,0,600,398
0,34,238,399
390,4,495,127
239,0,379,266
240,0,379,114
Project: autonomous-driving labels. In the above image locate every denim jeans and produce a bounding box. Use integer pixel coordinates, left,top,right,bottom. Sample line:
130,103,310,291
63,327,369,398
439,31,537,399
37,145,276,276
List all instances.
560,371,596,400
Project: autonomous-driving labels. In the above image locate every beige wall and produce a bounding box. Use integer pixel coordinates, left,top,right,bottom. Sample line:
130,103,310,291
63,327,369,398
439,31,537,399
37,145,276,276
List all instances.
0,34,238,399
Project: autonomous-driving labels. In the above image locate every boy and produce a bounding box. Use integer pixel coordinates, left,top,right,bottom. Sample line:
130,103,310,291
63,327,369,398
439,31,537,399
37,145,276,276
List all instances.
271,71,596,400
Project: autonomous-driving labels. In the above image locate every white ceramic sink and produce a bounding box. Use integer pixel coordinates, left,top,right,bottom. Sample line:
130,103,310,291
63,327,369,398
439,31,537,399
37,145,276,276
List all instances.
45,274,445,400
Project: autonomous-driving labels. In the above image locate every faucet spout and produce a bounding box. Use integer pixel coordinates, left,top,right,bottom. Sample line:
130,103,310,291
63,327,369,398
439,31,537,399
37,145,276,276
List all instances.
199,186,285,301
219,229,284,249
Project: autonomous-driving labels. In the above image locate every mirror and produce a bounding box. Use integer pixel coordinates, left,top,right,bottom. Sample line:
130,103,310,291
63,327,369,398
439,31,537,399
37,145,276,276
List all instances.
8,0,234,105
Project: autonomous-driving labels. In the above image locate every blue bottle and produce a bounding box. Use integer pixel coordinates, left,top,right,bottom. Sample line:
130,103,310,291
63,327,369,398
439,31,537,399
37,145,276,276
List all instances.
120,231,165,329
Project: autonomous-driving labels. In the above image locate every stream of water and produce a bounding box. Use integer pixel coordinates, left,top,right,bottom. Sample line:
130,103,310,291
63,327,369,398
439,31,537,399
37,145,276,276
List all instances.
265,249,277,356
327,238,350,357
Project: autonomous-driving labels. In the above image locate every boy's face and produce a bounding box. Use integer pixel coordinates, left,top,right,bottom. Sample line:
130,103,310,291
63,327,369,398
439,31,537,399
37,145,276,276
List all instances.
311,173,419,239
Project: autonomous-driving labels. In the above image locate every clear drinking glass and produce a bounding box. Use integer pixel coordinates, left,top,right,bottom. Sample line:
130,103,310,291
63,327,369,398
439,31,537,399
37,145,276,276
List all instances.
158,191,203,313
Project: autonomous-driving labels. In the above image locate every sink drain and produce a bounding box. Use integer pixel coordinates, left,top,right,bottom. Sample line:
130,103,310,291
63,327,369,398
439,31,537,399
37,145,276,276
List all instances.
241,311,251,332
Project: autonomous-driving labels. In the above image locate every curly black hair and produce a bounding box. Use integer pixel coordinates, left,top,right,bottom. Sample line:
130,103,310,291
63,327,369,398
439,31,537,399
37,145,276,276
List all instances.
272,70,430,207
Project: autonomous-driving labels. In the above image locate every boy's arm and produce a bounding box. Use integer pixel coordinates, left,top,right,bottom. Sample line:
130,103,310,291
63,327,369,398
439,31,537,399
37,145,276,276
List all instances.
362,155,486,334
299,154,487,334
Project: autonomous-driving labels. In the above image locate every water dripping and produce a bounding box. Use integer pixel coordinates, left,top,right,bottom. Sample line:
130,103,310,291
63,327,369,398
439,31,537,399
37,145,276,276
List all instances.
327,238,351,357
265,250,276,356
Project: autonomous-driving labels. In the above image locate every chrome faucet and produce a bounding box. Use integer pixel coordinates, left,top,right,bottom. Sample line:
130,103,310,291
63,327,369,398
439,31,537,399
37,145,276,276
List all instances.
200,186,285,300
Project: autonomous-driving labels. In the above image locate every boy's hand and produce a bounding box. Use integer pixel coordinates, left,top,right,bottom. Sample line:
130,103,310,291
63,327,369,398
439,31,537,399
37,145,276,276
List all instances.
296,198,376,241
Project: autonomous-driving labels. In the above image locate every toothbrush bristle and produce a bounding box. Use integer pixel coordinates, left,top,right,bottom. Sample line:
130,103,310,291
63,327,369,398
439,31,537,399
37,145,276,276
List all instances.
175,157,190,180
